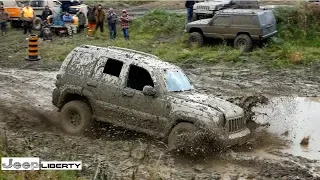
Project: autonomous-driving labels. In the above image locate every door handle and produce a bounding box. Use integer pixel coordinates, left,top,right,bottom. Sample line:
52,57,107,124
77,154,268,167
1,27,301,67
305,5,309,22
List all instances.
87,80,97,87
122,91,134,97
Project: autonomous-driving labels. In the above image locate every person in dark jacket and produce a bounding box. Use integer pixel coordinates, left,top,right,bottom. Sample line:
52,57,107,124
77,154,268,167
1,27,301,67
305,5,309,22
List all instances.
76,8,86,33
107,7,117,40
87,5,96,32
94,4,106,33
0,6,9,35
41,5,52,21
185,0,198,22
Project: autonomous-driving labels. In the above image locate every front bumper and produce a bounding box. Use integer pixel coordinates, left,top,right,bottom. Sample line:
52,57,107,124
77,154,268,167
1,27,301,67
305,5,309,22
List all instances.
223,128,251,146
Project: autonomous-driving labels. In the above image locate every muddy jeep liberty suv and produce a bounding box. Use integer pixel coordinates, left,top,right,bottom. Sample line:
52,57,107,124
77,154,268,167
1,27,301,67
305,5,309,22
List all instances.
52,45,251,151
185,9,277,52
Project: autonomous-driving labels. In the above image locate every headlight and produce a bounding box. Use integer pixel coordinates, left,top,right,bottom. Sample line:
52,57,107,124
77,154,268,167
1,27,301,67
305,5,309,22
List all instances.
218,113,226,127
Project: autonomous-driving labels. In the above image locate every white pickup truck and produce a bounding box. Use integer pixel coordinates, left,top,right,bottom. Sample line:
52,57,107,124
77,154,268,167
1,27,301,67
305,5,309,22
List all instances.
193,0,260,20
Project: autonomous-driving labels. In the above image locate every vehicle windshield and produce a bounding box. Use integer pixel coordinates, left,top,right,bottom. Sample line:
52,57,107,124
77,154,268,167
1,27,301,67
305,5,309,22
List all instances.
165,69,194,92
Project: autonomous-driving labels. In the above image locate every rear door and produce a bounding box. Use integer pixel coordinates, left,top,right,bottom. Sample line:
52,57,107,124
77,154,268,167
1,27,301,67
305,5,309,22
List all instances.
207,15,232,39
258,11,277,37
86,55,129,124
230,15,260,39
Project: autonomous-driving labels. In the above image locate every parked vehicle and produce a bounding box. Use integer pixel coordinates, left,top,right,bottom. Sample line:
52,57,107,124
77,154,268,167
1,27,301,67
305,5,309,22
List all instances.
193,0,260,21
52,45,251,152
1,0,23,28
29,0,87,30
185,9,277,52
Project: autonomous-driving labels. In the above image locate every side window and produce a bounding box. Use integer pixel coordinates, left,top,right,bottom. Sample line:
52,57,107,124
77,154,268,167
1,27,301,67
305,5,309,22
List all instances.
232,15,258,26
67,52,95,76
213,16,231,26
103,59,123,77
126,65,154,91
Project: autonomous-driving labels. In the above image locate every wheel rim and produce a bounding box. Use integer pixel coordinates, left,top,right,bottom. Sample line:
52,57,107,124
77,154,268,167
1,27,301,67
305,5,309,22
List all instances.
190,37,199,47
66,109,82,128
237,38,247,50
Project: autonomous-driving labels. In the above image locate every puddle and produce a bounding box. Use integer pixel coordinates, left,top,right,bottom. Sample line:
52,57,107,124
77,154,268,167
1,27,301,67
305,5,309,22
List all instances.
254,97,320,160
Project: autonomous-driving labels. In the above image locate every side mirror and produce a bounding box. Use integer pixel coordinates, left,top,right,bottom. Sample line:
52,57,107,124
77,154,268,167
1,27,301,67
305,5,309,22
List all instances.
142,85,157,97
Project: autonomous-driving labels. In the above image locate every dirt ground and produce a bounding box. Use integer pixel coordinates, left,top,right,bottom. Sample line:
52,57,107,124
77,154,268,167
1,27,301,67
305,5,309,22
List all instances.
0,65,319,179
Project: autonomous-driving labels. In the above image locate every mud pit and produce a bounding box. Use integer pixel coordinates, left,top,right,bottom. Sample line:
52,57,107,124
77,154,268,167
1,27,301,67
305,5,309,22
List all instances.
0,67,319,179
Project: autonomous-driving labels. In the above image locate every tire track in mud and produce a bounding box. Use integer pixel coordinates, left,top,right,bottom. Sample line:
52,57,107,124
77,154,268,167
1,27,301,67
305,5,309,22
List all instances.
0,68,319,179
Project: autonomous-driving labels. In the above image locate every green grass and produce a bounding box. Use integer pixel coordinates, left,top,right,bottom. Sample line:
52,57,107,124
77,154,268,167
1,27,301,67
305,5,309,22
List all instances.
0,137,83,180
1,5,320,69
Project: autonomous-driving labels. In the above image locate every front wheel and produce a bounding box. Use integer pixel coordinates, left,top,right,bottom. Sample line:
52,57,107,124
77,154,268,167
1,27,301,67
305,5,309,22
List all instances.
188,32,204,47
60,100,93,135
234,34,253,52
168,122,198,152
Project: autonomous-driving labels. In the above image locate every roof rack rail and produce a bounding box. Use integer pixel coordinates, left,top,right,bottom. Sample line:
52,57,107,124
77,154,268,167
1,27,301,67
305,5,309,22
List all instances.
108,46,160,60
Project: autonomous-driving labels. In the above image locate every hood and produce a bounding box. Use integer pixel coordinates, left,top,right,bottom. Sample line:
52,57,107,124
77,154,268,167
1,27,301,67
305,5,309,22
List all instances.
194,0,231,9
188,18,211,25
169,91,244,119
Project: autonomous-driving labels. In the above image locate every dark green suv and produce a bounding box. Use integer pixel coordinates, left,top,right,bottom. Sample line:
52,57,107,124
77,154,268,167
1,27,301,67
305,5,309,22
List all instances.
185,9,277,52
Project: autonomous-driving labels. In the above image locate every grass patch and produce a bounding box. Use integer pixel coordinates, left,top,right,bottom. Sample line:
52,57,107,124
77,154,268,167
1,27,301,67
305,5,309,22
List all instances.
1,5,320,69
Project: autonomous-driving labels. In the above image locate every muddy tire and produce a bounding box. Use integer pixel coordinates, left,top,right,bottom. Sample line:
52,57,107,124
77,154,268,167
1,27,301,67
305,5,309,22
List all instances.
33,17,42,31
60,100,92,135
234,34,253,52
168,122,198,152
188,32,204,47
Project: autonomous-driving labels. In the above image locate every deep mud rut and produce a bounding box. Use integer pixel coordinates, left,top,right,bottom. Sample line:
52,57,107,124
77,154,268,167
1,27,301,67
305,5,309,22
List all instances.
0,67,319,180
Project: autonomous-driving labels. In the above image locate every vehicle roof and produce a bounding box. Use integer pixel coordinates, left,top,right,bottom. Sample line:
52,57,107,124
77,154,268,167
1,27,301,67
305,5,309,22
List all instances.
218,9,270,15
76,45,179,70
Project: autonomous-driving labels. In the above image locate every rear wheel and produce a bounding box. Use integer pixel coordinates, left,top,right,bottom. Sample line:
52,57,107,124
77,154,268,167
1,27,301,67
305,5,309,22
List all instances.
234,34,253,52
60,100,93,135
188,32,204,47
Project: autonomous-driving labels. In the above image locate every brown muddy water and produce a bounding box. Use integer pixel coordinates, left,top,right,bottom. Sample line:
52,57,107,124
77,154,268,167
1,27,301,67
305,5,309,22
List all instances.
253,97,320,160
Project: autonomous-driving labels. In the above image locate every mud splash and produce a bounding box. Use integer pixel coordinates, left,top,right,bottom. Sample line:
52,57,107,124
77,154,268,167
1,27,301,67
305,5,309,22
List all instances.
254,97,320,160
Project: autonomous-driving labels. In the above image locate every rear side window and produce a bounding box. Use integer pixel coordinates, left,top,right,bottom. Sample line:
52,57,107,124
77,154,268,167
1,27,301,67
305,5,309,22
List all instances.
67,52,96,77
232,15,258,26
213,16,231,25
103,59,123,77
258,11,276,26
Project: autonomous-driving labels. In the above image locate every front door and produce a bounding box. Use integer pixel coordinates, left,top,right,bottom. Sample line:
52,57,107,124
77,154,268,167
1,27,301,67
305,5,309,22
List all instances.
207,15,231,39
120,64,168,136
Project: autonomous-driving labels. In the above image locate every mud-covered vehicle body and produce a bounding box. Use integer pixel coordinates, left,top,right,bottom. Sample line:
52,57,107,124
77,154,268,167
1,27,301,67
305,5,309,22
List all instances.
185,9,277,51
52,45,251,151
193,0,260,20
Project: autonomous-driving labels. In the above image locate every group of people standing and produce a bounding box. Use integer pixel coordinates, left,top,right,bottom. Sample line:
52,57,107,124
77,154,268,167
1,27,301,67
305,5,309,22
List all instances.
87,4,130,40
1,3,130,40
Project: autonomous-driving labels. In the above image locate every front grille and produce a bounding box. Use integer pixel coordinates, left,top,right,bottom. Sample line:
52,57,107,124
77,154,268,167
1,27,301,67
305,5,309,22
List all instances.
197,6,210,10
227,117,245,133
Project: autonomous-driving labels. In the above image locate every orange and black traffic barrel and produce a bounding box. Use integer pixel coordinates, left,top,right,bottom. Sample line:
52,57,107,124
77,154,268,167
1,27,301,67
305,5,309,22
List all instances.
25,34,41,61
